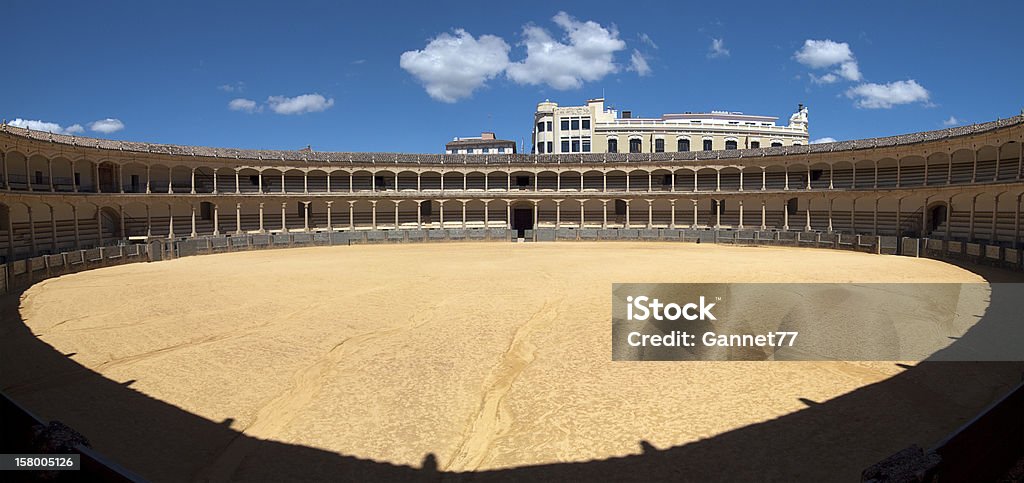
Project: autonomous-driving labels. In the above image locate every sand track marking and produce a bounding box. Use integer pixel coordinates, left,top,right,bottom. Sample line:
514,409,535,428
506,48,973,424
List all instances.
195,299,450,482
445,296,564,472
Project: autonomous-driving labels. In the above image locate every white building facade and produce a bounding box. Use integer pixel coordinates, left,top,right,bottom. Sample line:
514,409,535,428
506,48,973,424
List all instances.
532,98,809,154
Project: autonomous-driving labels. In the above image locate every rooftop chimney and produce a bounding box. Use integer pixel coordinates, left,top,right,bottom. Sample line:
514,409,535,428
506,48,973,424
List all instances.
622,110,632,119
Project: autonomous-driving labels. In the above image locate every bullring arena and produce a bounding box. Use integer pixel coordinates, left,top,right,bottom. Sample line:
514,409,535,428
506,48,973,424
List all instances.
1,117,1024,481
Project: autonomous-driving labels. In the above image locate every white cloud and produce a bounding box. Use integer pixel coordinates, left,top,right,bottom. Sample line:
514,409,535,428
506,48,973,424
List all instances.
943,115,960,126
628,50,651,76
266,93,335,115
9,118,74,134
228,98,259,113
794,39,861,82
65,124,85,134
845,80,931,109
89,118,125,133
506,12,626,90
811,137,837,144
400,29,511,103
218,81,245,92
811,73,839,84
638,32,658,49
708,38,729,59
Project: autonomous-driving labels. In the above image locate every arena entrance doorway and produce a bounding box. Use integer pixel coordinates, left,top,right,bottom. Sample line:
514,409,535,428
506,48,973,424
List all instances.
513,208,533,238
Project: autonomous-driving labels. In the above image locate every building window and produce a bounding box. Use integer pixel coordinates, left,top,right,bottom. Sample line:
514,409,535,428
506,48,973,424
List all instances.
536,142,544,154
629,138,642,153
678,139,690,152
571,119,579,130
516,176,530,187
582,119,590,129
546,141,553,153
561,119,570,130
654,139,665,153
561,138,570,153
571,139,580,152
537,122,545,132
608,138,618,153
725,140,738,150
582,139,591,152
546,121,552,131
703,139,713,151
35,171,43,185
771,142,783,147
750,141,760,149
74,173,81,186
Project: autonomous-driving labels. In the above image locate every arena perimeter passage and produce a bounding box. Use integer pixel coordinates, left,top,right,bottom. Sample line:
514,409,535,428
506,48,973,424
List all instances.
3,242,1022,481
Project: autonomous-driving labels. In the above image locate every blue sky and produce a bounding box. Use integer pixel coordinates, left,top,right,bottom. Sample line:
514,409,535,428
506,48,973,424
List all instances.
4,1,1023,153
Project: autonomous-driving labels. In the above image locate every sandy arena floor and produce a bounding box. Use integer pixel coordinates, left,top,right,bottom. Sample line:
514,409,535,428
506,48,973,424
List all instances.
3,242,1019,481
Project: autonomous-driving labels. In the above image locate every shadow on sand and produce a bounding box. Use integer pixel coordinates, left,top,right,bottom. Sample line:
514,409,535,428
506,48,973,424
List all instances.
1,261,1023,482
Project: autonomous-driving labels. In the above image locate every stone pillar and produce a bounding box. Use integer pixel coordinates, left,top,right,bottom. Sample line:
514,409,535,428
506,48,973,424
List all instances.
806,165,812,190
969,195,977,241
235,203,242,234
213,203,220,235
167,166,173,194
670,199,677,228
348,201,355,230
532,200,538,228
671,172,676,192
48,159,55,192
783,201,789,231
506,200,512,229
693,171,698,192
602,172,607,192
555,200,561,228
806,200,812,232
625,173,630,192
602,200,608,228
190,168,196,194
395,202,400,229
738,168,744,192
760,200,767,231
784,166,789,190
647,172,652,192
26,156,34,192
234,170,240,194
991,194,1000,241
166,204,174,239
827,198,834,232
714,200,721,228
484,200,491,227
303,202,311,232
304,172,309,194
761,168,766,191
349,173,354,193
50,205,58,252
947,152,953,185
212,170,218,194
715,170,721,192
875,162,880,189
326,172,332,193
26,206,36,254
971,149,977,183
852,163,857,189
280,202,288,232
145,204,152,238
647,199,653,228
872,198,879,235
191,204,197,237
624,200,631,228
72,205,81,248
738,200,744,229
371,200,377,229
258,203,265,233
692,199,699,228
895,159,901,188
994,145,1001,182
461,200,467,229
280,172,285,193
415,200,423,228
258,171,263,193
440,172,445,191
326,201,333,231
829,164,834,189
